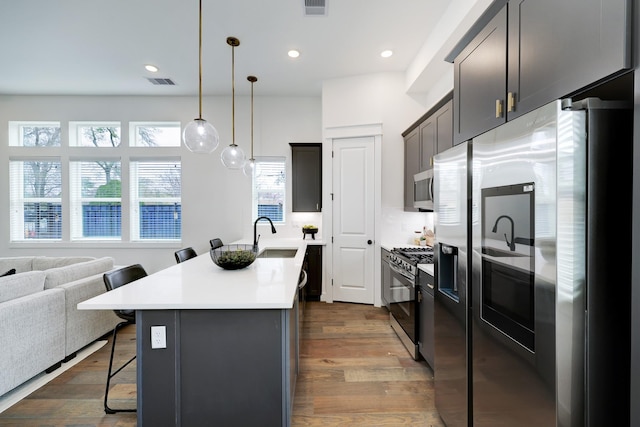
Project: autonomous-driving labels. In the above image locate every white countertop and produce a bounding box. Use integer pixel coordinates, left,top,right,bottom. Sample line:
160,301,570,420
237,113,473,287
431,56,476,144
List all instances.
78,240,313,311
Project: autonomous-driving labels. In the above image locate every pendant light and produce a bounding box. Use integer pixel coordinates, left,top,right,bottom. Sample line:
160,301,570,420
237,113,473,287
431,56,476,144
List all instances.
221,37,246,169
182,0,219,153
243,75,257,177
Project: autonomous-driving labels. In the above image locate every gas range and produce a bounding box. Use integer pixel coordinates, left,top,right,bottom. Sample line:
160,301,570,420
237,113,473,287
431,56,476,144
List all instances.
389,246,434,277
387,245,434,361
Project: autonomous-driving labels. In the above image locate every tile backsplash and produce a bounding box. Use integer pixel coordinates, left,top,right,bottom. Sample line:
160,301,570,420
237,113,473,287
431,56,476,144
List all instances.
381,207,434,245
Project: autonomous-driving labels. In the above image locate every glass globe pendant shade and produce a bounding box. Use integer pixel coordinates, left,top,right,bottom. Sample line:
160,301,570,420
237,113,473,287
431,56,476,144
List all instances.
221,144,246,169
183,118,220,153
242,158,255,176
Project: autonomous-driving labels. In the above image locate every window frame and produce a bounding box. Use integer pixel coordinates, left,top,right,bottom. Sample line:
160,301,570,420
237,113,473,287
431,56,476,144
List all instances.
7,120,183,248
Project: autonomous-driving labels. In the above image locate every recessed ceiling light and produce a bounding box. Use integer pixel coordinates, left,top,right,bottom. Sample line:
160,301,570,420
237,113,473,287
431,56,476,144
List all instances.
380,50,393,58
288,50,300,58
145,64,159,73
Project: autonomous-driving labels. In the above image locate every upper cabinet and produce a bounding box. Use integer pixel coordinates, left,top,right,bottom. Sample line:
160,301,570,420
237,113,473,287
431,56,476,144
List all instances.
403,96,453,211
450,0,631,144
404,127,420,212
290,143,322,212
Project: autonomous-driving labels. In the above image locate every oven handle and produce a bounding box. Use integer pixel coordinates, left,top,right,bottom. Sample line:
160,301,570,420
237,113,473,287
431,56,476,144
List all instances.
389,263,415,283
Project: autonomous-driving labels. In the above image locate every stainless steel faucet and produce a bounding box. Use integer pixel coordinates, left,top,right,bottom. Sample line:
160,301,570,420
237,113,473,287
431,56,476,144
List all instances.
492,215,515,251
253,216,277,250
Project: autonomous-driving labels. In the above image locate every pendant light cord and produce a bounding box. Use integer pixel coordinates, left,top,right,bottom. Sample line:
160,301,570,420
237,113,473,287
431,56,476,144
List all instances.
197,0,203,119
250,77,255,159
250,80,253,159
231,43,236,146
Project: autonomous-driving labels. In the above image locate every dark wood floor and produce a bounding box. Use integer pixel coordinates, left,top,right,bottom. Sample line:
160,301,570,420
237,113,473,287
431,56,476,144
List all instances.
0,301,444,426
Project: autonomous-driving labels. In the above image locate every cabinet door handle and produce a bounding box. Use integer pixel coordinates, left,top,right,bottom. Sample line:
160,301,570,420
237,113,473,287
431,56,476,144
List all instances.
495,99,503,118
430,157,434,167
507,92,516,113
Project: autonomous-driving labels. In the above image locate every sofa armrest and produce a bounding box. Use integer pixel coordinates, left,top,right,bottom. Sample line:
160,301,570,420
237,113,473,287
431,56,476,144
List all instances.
59,272,119,356
0,288,65,396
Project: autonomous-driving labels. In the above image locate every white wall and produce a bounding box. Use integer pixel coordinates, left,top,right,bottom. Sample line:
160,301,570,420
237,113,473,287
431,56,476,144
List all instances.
322,72,440,245
0,95,321,273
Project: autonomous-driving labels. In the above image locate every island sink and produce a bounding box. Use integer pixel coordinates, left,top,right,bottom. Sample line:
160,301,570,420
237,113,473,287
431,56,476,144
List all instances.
258,248,298,258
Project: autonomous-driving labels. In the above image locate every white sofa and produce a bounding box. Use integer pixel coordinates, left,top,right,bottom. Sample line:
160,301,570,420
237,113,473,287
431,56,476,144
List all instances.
0,256,120,396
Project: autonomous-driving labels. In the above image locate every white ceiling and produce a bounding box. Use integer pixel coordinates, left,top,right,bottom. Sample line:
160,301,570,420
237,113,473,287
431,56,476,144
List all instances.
0,0,487,97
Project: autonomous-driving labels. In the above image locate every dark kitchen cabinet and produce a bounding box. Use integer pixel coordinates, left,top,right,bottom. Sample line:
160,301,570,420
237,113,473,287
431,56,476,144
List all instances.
418,269,434,369
137,305,298,425
403,96,453,211
381,248,391,309
452,5,507,144
451,0,631,144
403,128,420,211
290,143,322,212
305,244,322,301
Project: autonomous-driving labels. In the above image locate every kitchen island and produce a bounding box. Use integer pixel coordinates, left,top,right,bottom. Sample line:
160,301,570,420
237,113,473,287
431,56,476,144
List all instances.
78,241,307,427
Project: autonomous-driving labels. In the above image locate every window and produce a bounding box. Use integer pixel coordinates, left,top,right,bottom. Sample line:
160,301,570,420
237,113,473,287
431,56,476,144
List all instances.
130,160,181,240
70,160,122,240
8,120,182,244
69,122,121,147
10,159,62,240
252,157,286,223
9,122,61,147
130,122,181,147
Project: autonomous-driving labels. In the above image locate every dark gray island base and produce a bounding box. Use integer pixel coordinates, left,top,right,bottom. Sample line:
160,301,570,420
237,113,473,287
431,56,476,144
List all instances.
136,306,297,426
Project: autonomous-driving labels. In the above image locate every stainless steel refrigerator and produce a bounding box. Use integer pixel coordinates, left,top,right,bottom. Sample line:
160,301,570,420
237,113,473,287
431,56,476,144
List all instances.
433,141,470,427
434,98,632,426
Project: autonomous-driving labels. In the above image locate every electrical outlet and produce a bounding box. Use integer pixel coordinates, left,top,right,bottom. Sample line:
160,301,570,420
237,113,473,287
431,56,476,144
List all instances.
151,325,166,349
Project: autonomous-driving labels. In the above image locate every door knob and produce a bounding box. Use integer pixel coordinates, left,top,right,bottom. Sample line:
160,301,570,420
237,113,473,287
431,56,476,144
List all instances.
367,240,373,245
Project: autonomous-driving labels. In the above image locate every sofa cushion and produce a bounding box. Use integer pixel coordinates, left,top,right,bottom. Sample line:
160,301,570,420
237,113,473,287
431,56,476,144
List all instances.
0,271,46,303
44,257,114,289
32,256,95,271
0,257,34,274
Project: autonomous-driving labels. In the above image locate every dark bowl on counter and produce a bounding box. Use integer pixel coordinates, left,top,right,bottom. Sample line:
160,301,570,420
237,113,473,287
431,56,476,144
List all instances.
210,244,257,270
302,227,318,240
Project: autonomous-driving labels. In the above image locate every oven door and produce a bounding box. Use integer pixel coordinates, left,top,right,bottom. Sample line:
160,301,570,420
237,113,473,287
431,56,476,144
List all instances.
388,263,417,343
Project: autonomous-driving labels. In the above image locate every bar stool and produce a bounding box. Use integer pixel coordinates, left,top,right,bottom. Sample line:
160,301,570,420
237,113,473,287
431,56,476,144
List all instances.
175,247,197,263
210,238,223,249
102,264,147,414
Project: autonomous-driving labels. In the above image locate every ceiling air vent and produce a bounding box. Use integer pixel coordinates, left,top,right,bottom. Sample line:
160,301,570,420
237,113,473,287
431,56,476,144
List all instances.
304,0,326,16
146,77,176,86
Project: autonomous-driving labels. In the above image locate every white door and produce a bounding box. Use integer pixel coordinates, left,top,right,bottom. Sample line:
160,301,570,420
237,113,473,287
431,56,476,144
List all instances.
332,136,375,304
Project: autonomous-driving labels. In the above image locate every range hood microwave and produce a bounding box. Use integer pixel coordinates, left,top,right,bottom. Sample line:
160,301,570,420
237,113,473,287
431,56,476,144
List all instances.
414,169,434,211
